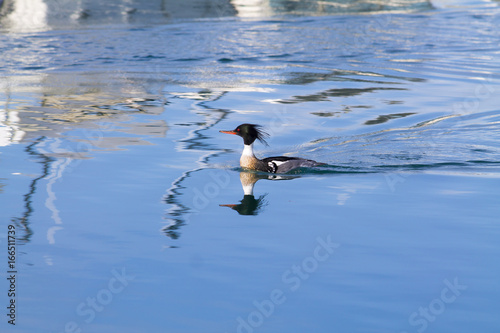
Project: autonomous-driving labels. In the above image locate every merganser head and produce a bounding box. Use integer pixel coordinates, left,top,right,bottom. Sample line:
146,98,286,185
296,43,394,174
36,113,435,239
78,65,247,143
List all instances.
220,123,269,146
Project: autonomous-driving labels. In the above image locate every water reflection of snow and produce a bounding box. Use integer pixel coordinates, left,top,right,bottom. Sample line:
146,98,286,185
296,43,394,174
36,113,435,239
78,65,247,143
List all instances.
1,0,49,32
0,110,25,147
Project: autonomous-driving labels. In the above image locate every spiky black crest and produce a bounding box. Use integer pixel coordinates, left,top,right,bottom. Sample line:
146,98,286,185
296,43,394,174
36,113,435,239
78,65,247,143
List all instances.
236,123,269,146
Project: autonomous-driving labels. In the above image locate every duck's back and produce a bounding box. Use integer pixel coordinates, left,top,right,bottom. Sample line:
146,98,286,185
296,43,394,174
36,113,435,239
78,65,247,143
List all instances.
262,156,323,173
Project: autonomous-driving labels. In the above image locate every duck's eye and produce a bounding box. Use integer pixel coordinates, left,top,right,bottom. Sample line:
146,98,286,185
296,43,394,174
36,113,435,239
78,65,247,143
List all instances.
236,128,240,132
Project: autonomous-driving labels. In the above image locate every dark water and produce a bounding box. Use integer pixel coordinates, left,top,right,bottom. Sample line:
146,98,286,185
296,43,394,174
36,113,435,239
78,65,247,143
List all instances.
1,0,500,332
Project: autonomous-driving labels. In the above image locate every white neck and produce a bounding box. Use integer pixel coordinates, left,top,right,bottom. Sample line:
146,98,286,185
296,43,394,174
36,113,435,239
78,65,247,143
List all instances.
241,143,255,158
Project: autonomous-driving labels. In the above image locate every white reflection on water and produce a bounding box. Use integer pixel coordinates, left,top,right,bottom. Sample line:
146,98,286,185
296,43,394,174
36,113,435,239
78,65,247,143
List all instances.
1,0,48,32
0,110,25,146
37,138,69,245
0,0,433,33
231,0,432,17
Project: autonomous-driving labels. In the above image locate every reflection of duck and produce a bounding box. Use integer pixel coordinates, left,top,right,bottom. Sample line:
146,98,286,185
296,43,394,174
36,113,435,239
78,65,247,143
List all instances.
220,171,298,216
220,124,324,173
220,194,267,215
220,171,268,215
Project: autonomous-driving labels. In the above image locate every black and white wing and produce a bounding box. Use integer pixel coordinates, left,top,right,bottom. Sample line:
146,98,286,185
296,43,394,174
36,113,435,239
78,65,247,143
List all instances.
262,156,323,173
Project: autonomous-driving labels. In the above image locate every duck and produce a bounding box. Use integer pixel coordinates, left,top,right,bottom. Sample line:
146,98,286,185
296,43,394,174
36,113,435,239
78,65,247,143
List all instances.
220,123,324,173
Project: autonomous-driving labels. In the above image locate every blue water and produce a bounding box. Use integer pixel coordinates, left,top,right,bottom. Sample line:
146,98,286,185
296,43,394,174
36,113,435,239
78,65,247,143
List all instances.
1,0,500,332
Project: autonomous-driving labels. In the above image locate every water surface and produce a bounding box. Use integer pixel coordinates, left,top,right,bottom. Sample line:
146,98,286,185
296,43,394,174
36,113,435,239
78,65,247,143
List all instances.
1,0,499,332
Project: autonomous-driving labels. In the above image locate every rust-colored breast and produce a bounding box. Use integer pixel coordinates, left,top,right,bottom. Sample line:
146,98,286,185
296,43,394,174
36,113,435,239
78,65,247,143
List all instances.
240,155,258,170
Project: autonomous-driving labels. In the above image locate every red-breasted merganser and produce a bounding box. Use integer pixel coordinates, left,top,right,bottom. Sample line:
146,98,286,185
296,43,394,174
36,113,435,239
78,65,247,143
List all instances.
220,123,324,173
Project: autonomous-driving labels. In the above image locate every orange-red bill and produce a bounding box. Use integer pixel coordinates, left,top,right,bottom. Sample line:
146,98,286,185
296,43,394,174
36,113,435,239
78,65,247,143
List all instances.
220,130,238,135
